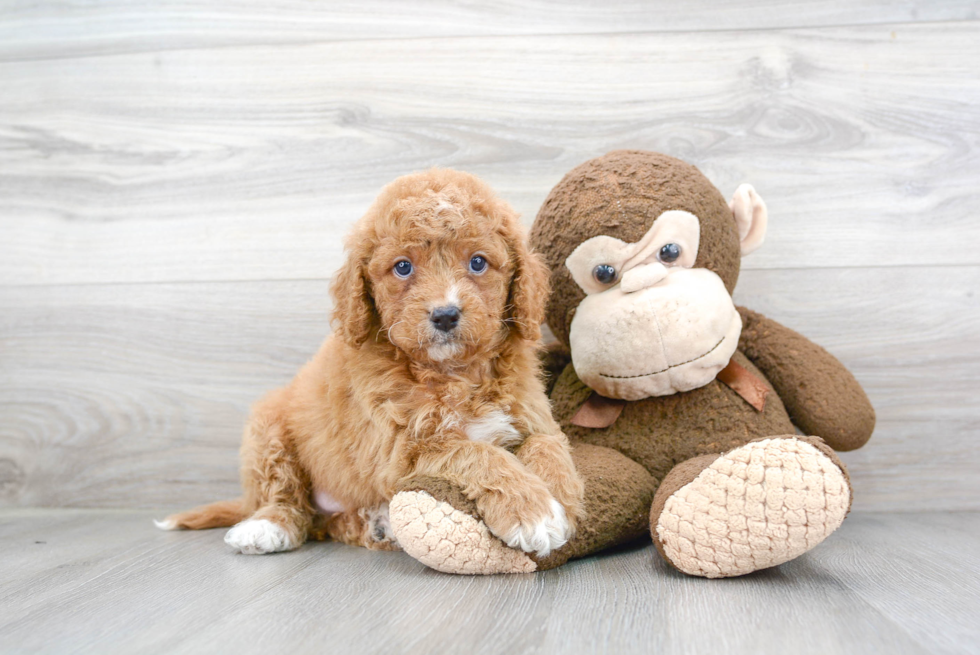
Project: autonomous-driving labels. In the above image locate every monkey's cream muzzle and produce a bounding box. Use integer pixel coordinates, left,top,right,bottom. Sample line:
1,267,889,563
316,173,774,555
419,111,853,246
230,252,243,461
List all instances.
565,210,741,401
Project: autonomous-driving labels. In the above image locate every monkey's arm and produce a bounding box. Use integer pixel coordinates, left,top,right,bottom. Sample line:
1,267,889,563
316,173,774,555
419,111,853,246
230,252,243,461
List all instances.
736,306,875,451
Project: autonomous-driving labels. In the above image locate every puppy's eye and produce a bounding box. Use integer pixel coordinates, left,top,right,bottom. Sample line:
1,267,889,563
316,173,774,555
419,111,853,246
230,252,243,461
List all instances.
593,264,616,284
393,260,413,278
658,243,681,264
469,255,488,275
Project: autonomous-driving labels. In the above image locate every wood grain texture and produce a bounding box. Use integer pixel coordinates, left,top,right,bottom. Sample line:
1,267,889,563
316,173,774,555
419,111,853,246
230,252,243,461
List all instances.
3,22,980,285
2,1,978,62
2,266,977,510
0,509,977,654
2,5,978,517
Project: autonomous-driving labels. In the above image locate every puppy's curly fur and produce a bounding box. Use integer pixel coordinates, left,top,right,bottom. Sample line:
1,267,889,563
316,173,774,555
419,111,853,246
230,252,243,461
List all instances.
159,169,585,558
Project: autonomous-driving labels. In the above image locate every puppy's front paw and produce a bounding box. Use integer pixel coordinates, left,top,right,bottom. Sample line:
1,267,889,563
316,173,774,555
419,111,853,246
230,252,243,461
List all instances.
224,519,294,555
544,474,585,537
515,434,586,537
498,498,570,558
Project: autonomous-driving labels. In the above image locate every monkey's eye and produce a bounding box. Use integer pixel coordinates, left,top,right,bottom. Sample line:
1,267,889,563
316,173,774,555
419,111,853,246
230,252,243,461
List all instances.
593,264,617,284
393,260,413,278
658,243,681,264
469,255,488,275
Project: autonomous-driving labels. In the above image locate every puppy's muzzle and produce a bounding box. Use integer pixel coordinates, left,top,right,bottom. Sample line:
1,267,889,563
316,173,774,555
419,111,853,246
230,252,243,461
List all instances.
430,305,461,333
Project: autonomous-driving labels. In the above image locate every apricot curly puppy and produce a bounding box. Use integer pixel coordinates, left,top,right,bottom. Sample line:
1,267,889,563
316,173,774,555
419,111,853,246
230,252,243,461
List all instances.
157,169,585,558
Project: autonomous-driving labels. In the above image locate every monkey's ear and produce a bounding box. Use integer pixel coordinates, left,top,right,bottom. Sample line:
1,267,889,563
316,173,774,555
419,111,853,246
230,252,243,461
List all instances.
729,183,768,256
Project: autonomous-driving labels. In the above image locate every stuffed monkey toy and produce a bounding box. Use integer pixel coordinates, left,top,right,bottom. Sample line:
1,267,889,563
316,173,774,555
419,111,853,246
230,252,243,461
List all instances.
388,151,875,577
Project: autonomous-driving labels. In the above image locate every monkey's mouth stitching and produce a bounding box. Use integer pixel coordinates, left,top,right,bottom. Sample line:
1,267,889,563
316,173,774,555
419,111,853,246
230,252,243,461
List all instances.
598,336,726,379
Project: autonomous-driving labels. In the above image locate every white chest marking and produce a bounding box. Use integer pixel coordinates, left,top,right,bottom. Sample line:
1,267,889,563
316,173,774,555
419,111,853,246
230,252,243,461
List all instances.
465,410,522,448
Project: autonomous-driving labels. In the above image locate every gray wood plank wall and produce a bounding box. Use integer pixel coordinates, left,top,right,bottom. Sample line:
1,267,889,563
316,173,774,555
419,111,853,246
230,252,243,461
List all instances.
2,1,978,512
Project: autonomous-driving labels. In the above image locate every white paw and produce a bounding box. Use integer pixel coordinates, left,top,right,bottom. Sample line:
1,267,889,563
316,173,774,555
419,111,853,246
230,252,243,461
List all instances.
223,519,294,555
153,518,177,531
501,499,570,558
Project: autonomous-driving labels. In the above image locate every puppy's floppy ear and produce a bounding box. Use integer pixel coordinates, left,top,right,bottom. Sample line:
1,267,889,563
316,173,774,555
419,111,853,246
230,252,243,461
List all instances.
503,215,549,343
330,229,377,348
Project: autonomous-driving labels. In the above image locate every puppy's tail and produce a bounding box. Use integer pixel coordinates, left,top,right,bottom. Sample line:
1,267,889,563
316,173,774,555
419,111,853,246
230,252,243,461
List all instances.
154,499,248,531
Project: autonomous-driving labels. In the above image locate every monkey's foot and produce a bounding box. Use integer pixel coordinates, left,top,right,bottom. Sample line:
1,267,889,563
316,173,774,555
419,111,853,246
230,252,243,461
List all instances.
389,481,536,575
651,436,851,578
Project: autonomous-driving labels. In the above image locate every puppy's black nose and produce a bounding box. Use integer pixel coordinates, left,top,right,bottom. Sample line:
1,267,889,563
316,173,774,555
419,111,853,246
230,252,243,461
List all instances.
430,306,461,332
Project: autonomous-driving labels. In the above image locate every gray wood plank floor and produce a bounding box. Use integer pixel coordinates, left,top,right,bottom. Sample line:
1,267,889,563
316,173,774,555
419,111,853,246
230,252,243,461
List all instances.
0,510,977,655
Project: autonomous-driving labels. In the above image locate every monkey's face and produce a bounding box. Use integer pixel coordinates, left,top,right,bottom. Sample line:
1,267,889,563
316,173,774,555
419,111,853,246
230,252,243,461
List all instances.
565,210,742,401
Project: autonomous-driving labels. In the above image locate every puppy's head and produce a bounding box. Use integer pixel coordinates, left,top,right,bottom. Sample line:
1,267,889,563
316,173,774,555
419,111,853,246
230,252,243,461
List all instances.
330,169,548,364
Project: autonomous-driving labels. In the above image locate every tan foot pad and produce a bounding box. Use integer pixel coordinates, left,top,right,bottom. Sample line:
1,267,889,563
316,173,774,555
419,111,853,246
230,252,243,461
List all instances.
388,490,536,575
656,438,850,578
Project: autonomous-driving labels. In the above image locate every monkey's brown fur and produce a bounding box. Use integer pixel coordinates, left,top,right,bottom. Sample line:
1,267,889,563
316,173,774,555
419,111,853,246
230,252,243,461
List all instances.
536,151,873,571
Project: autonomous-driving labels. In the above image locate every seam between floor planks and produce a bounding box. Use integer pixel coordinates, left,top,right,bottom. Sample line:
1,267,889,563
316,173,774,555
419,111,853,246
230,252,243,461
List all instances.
3,2,980,65
2,260,980,291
